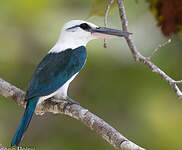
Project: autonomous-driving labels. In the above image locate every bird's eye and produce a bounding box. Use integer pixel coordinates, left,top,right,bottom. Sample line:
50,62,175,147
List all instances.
79,23,91,31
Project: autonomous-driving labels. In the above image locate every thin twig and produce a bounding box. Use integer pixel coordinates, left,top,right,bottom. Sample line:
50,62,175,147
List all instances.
117,0,182,99
0,78,145,150
148,39,171,59
104,0,115,48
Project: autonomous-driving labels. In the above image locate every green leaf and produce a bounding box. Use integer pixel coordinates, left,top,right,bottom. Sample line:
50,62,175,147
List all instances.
89,0,117,17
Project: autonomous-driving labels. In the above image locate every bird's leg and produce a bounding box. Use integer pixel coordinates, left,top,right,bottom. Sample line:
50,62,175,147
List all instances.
66,96,80,105
63,96,80,111
45,97,61,103
45,96,79,111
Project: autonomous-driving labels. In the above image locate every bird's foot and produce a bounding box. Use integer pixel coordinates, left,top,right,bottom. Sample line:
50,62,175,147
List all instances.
66,96,80,105
63,96,80,112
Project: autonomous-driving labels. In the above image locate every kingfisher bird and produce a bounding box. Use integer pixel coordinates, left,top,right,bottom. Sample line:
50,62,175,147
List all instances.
11,20,131,146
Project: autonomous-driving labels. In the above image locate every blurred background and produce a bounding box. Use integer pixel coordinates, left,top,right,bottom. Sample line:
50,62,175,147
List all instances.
0,0,182,150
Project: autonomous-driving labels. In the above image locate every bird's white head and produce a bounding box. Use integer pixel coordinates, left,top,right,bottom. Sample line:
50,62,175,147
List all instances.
50,20,131,53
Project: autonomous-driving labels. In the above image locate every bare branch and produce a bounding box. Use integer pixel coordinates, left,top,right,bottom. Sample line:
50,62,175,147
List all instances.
104,0,114,28
117,0,182,99
174,80,182,84
0,144,5,149
0,77,145,150
104,0,115,48
148,39,171,59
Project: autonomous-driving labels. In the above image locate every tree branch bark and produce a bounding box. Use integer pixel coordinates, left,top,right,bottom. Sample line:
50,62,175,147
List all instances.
0,77,145,150
0,144,5,149
104,0,115,48
117,0,182,99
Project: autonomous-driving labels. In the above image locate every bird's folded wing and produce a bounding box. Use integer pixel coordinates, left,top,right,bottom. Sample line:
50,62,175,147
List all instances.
26,46,87,99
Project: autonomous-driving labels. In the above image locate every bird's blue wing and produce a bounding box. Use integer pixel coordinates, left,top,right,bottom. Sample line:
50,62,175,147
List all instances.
26,46,87,99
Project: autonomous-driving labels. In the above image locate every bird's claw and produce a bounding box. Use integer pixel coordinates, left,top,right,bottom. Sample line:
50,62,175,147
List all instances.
63,96,80,112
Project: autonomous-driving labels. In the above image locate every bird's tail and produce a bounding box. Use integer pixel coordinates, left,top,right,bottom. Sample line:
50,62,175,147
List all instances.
11,97,39,147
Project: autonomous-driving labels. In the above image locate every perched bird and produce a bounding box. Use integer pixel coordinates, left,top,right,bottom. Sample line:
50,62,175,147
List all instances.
11,20,131,146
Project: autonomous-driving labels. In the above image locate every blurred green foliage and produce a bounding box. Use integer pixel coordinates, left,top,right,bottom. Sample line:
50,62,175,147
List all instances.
89,0,117,17
0,0,182,150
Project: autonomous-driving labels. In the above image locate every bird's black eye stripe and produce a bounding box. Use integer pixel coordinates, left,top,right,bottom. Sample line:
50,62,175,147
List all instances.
66,25,80,31
79,23,91,31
